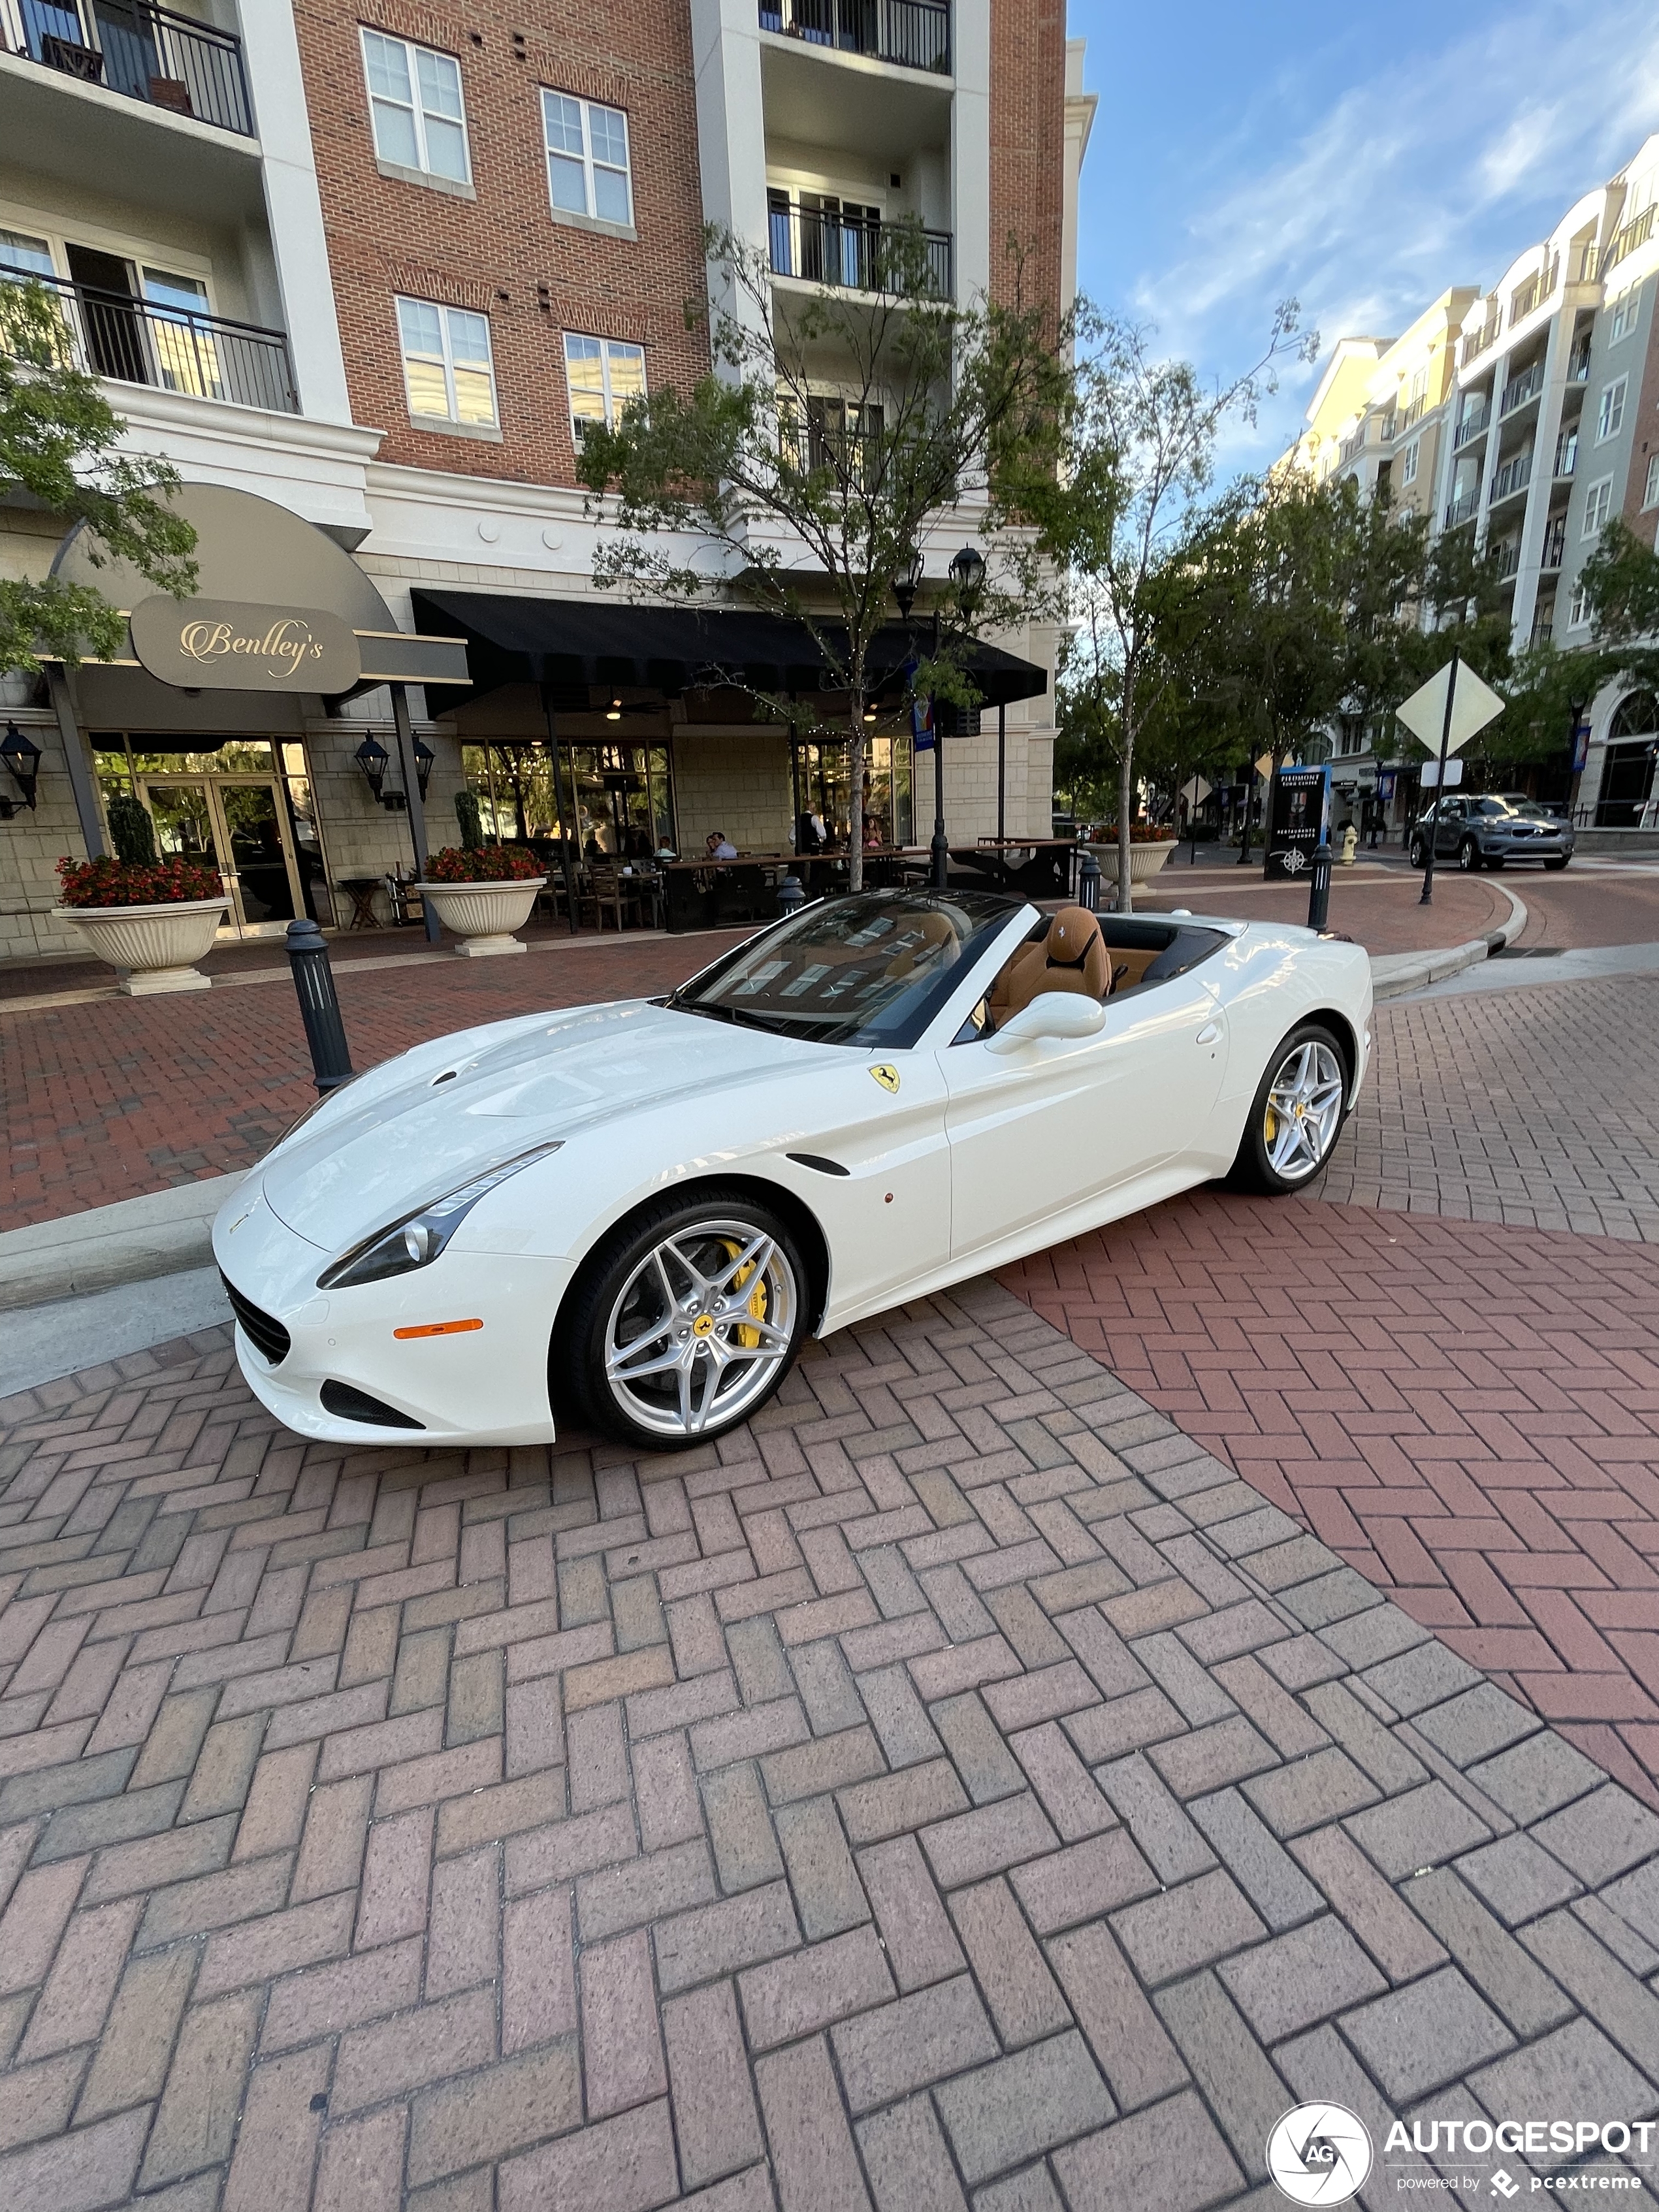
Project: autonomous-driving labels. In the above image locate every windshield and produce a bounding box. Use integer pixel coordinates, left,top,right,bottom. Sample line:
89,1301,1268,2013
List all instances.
668,890,1021,1048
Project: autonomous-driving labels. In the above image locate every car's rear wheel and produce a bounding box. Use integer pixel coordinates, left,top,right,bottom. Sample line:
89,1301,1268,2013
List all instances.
556,1189,807,1451
1457,837,1481,871
1408,836,1426,867
1229,1024,1348,1194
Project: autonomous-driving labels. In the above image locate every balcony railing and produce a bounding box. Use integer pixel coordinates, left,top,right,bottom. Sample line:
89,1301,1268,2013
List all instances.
1454,398,1490,448
1500,360,1545,416
1444,490,1479,528
768,202,951,297
1338,426,1366,465
1460,316,1500,366
1494,537,1522,581
1490,451,1532,503
1541,517,1567,570
759,0,950,73
1554,430,1577,477
1396,392,1427,435
5,270,297,411
1568,343,1591,382
0,0,253,135
1509,255,1558,329
1603,201,1658,276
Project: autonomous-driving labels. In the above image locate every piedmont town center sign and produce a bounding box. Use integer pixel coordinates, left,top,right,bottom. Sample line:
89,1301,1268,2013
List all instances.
129,596,362,692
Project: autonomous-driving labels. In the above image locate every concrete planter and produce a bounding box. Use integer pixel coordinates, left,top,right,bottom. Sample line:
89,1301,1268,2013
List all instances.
54,897,230,995
419,878,546,957
1089,841,1176,886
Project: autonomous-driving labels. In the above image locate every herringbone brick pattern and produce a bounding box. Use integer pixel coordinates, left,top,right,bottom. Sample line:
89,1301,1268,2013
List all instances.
3,1282,1658,2209
1006,1192,1659,1814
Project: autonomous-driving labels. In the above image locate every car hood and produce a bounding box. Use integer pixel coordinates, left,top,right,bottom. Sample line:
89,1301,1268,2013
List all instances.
258,999,826,1249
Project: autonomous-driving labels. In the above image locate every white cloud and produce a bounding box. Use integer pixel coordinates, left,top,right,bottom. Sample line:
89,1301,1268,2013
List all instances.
1117,0,1659,468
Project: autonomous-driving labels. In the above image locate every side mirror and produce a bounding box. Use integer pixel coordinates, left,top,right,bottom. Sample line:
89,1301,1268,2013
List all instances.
984,990,1106,1054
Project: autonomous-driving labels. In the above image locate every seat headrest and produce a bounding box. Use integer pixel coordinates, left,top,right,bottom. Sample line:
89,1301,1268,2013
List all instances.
1046,906,1102,967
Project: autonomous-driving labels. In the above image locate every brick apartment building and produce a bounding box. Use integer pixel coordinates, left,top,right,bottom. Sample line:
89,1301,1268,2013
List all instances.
0,0,1093,963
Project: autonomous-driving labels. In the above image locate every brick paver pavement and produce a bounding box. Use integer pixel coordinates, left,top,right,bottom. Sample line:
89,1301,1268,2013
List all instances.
5,1283,1659,2208
1314,976,1659,1241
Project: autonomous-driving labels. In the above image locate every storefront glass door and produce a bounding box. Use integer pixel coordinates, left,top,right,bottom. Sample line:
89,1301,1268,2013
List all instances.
138,774,301,936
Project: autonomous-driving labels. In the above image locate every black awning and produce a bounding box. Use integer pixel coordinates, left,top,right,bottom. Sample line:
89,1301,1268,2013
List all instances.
410,590,1048,710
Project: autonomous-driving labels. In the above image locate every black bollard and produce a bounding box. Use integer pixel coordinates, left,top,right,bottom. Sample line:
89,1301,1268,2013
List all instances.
1077,847,1100,914
1307,841,1333,932
286,918,354,1094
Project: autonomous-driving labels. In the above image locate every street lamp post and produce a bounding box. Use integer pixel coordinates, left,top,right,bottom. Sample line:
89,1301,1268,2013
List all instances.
894,545,984,893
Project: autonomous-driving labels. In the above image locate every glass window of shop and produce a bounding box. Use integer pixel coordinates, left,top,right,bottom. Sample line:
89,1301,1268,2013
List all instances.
793,734,912,850
93,736,330,931
460,741,675,859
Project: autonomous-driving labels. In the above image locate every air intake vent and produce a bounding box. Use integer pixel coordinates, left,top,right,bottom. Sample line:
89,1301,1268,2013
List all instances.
320,1380,426,1430
219,1273,291,1365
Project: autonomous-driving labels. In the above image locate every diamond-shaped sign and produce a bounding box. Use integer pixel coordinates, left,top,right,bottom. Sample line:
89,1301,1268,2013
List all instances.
1396,659,1505,756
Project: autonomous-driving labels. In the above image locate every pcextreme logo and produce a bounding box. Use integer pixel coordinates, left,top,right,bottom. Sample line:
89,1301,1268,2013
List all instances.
1268,2104,1374,2204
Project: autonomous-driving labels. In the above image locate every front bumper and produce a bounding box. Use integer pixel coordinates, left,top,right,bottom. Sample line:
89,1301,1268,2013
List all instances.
214,1185,573,1447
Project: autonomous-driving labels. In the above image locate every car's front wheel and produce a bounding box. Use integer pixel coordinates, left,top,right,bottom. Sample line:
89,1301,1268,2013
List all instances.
1408,836,1426,867
556,1189,808,1450
1457,837,1481,871
1229,1024,1349,1194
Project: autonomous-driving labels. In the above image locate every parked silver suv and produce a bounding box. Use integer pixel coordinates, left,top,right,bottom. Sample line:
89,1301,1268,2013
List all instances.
1408,793,1574,871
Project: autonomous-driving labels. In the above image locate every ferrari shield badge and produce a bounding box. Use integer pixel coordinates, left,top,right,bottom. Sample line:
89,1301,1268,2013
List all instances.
869,1064,901,1094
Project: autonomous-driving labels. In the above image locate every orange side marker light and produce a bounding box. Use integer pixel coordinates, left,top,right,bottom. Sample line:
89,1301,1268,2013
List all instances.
393,1318,485,1339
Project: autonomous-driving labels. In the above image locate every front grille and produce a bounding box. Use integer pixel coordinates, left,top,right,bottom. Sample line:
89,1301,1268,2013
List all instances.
320,1380,425,1430
219,1272,291,1366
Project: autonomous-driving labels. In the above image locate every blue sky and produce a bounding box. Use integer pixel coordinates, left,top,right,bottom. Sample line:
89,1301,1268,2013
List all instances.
1065,0,1659,470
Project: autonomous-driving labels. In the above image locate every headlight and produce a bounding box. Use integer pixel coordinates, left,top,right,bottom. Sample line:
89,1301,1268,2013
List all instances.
317,1141,564,1290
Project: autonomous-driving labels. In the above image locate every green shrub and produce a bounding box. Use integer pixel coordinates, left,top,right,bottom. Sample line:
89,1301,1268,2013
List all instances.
455,788,484,850
106,792,157,865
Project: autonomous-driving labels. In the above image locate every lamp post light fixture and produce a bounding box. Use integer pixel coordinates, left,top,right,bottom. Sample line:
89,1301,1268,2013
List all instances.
0,721,42,816
353,735,390,805
413,737,435,801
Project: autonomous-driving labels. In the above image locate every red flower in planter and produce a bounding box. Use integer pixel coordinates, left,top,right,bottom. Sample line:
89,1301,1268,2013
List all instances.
425,844,545,883
56,855,227,908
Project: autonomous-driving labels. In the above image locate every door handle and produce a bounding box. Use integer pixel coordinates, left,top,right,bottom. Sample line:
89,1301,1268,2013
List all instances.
1195,1022,1219,1045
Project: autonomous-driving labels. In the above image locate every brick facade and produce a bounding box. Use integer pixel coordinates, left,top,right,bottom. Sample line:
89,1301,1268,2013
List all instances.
291,1,713,486
989,0,1065,316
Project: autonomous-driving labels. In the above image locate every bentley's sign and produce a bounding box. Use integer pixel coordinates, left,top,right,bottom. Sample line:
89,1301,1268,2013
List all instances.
130,596,362,693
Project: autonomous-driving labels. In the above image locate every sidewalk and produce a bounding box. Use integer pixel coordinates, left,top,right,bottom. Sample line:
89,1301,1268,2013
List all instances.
2,1278,1656,2210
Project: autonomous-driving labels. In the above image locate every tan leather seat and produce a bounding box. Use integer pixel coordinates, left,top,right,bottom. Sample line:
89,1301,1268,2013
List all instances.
990,906,1110,1021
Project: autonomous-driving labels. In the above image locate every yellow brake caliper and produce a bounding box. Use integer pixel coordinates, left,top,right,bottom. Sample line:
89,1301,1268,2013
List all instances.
722,1242,767,1349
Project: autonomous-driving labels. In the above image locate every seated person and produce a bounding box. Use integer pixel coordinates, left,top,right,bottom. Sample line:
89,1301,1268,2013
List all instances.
705,829,739,861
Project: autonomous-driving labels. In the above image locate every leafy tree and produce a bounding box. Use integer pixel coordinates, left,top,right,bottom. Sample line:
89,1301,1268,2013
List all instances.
1,279,196,674
1028,307,1314,909
576,226,1070,890
105,792,157,865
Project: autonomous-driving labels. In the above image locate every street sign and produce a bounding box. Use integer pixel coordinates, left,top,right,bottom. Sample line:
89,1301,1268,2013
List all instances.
1419,758,1464,788
1264,764,1331,880
1571,720,1591,775
1396,659,1504,754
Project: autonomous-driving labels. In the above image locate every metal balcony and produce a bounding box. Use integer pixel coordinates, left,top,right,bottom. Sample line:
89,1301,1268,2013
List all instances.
1454,398,1490,449
1541,517,1567,571
768,202,952,298
1444,490,1479,528
6,271,297,411
759,0,950,72
1460,317,1499,367
0,0,253,135
1603,202,1657,276
1490,451,1532,504
1500,361,1545,417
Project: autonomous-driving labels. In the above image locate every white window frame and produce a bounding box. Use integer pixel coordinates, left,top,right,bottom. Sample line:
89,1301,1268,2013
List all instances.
563,332,645,445
1568,582,1590,628
1609,289,1640,343
360,29,471,187
1598,376,1628,442
1645,453,1659,511
1401,440,1419,485
395,296,498,430
541,91,634,231
1583,475,1614,536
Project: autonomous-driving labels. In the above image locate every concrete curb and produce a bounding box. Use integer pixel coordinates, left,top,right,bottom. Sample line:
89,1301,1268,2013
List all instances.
1369,880,1528,1000
0,1173,244,1313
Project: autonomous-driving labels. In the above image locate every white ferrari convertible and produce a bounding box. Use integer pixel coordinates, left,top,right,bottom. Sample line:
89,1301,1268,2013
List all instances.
214,890,1371,1452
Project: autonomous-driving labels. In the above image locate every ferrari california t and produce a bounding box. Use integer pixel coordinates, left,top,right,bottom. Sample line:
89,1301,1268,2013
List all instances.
215,890,1372,1451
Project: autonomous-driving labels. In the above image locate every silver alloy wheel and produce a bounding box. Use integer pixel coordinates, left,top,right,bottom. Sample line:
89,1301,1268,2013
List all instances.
1263,1039,1345,1182
602,1216,798,1441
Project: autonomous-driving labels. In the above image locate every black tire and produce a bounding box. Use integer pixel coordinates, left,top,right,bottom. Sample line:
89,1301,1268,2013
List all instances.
1544,857,1570,871
1457,837,1481,871
1408,837,1426,868
555,1187,808,1451
1228,1023,1349,1195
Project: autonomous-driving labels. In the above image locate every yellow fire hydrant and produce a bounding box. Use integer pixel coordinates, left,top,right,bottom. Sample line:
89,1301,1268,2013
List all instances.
1340,822,1360,866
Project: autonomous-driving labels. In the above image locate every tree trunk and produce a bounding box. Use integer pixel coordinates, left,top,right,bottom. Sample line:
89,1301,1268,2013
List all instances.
847,718,865,896
1116,746,1135,916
